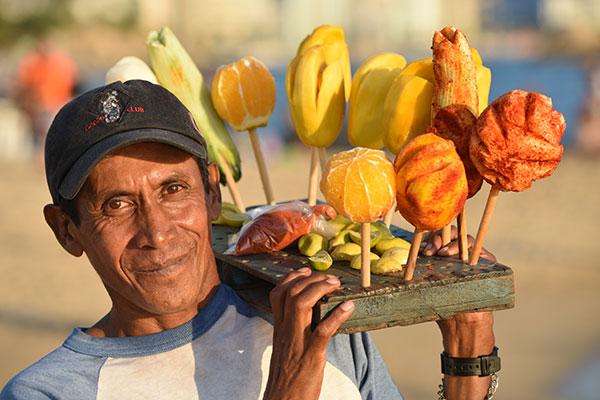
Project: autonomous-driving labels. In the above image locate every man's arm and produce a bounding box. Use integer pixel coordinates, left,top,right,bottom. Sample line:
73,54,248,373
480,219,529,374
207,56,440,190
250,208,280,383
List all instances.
422,226,497,400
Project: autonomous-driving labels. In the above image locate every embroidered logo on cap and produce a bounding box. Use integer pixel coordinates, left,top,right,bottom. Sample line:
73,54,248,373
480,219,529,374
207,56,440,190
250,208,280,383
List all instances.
100,90,121,123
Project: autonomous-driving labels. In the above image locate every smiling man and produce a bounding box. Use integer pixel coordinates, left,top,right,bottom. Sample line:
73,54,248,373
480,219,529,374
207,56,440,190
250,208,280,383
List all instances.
1,80,497,400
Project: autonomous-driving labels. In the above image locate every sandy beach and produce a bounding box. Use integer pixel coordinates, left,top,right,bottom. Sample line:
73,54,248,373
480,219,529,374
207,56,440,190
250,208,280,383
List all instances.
1,144,599,399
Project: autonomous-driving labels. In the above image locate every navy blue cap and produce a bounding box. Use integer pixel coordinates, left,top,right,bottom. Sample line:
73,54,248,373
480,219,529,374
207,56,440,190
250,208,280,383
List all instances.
44,80,208,203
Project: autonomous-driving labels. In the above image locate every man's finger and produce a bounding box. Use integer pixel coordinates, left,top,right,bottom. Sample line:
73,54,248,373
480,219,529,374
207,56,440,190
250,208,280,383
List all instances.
450,224,458,240
422,231,442,256
438,240,459,256
311,300,355,349
270,267,312,322
283,277,341,326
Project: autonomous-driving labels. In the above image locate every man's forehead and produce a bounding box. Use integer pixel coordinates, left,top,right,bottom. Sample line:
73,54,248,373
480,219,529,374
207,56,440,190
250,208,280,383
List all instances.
82,143,200,193
101,142,195,163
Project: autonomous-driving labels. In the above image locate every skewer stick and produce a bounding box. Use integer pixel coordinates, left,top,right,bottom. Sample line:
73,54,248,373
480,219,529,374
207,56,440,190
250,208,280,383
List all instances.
469,186,500,265
360,222,371,287
383,202,395,227
441,225,452,247
318,147,328,171
218,154,245,212
457,211,468,262
248,127,275,205
404,228,424,281
307,146,319,206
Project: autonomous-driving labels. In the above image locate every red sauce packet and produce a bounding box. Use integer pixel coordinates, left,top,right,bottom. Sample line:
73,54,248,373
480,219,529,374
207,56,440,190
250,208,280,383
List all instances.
231,201,336,256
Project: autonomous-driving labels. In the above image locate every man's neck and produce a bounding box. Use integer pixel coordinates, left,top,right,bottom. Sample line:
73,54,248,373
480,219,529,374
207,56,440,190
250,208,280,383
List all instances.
87,280,220,338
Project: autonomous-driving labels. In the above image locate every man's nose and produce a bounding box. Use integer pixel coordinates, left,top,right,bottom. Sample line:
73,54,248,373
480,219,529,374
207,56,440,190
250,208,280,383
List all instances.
133,201,177,249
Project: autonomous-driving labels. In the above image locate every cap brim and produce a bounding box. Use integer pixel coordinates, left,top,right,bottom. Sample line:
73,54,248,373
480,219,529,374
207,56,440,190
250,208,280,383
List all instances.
58,128,208,200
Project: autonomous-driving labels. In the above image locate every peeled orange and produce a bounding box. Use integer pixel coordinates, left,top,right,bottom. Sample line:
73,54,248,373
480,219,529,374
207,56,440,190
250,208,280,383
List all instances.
212,56,276,131
321,147,396,223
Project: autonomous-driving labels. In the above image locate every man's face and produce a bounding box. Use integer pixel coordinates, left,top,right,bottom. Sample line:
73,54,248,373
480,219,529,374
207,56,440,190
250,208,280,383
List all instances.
66,143,220,316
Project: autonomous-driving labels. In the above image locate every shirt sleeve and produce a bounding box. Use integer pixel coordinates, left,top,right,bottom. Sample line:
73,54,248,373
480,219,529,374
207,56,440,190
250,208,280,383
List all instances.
0,379,51,400
327,332,403,400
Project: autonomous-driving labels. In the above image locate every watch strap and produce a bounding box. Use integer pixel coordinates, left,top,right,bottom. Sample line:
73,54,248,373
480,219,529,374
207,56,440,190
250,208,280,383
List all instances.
441,346,501,377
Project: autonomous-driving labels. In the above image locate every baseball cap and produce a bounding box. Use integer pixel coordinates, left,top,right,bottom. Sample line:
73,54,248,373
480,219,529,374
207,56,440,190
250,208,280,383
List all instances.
45,79,208,204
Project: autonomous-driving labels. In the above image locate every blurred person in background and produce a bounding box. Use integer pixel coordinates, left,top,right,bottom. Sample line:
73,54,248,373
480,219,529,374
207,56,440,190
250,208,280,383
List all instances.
15,36,78,167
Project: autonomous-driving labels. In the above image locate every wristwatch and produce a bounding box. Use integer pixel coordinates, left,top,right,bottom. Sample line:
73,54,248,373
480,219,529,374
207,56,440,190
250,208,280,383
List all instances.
441,346,501,376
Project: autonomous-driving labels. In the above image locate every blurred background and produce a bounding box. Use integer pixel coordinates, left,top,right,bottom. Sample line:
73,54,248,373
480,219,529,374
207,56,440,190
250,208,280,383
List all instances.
1,0,599,399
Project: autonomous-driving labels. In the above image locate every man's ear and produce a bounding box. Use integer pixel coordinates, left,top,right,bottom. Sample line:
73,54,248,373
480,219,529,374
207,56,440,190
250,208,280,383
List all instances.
43,205,84,257
205,163,222,222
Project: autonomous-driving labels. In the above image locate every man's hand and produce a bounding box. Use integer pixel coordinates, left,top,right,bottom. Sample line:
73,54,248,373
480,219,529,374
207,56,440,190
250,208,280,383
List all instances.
263,268,354,400
420,225,496,262
423,227,497,399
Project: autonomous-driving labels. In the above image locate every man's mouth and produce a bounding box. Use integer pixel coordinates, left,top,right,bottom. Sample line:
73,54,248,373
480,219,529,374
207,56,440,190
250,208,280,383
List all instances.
125,252,191,275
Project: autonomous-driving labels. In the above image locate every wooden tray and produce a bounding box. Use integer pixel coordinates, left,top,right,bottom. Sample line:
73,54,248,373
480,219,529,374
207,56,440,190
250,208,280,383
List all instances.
213,224,514,334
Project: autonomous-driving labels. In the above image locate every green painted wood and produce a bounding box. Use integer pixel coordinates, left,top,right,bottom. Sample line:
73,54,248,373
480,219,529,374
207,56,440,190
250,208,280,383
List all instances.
212,224,515,333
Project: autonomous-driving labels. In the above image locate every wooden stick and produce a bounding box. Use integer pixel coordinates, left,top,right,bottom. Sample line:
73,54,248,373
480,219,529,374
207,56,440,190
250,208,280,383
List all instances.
248,127,275,205
218,154,245,212
469,186,500,265
361,222,371,288
441,224,452,247
307,146,319,206
404,228,424,281
383,202,395,227
457,211,468,262
318,147,328,171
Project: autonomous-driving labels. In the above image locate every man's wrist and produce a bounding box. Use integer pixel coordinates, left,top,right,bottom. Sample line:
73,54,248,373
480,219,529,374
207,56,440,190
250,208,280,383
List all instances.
443,330,495,357
440,314,495,357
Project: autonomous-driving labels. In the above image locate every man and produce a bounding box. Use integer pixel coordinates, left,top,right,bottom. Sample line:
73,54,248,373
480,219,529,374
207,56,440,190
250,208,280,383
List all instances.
1,80,497,399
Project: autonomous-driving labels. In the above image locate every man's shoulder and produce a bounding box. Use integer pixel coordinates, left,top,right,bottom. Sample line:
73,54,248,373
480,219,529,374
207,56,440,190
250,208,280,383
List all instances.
1,344,105,400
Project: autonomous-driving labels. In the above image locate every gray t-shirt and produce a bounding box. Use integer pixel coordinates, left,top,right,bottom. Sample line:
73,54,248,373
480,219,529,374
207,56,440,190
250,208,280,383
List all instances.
1,284,403,399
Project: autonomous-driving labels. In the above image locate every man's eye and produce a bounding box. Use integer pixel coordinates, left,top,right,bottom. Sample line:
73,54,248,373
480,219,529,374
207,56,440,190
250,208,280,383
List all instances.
108,199,125,210
103,198,133,215
166,184,184,194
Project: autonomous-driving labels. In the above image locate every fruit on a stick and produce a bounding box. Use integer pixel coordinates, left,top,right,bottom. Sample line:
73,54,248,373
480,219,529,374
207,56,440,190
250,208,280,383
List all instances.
212,56,277,204
470,90,566,192
394,133,468,231
431,27,478,119
321,147,396,223
212,56,275,131
394,133,468,280
468,90,566,265
147,27,242,185
286,25,350,148
295,25,352,102
430,26,489,257
431,26,483,199
321,147,396,287
348,53,407,148
287,25,351,205
433,106,482,197
383,74,434,155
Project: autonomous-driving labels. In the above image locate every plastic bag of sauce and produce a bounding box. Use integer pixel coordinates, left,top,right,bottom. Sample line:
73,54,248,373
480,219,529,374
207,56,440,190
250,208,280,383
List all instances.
230,201,336,256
